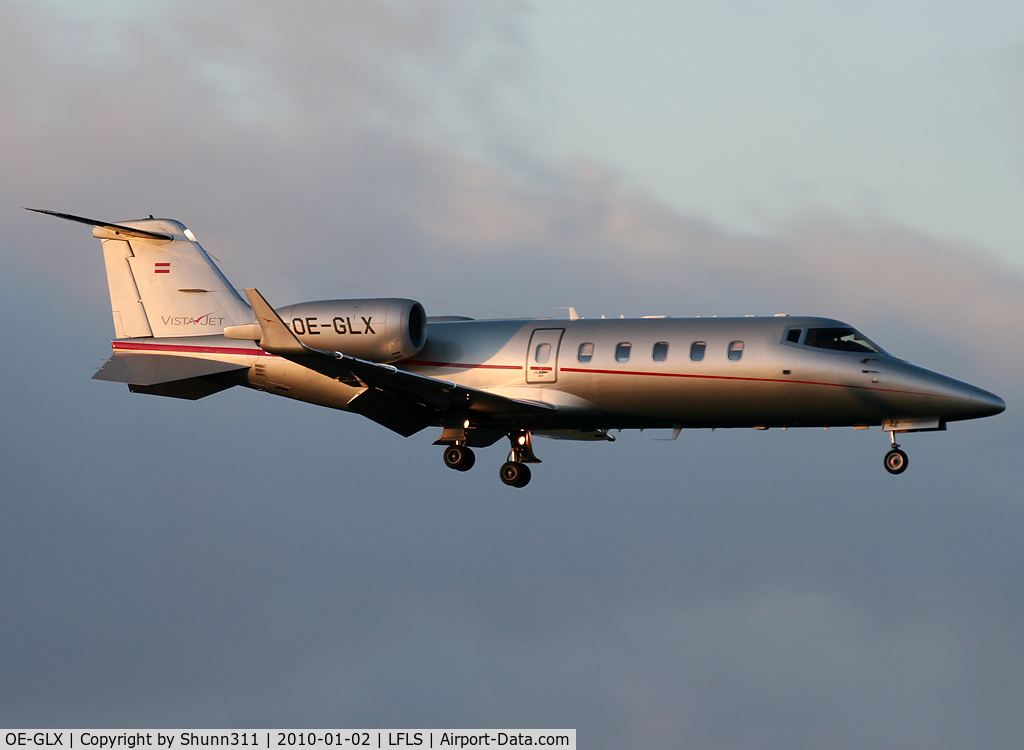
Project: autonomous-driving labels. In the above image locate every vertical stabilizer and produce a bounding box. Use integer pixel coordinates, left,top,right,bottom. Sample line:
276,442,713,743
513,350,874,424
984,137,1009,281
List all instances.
108,219,249,337
30,210,251,338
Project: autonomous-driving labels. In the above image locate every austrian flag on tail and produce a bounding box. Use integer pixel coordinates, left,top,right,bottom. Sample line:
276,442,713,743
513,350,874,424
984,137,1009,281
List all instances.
154,262,170,273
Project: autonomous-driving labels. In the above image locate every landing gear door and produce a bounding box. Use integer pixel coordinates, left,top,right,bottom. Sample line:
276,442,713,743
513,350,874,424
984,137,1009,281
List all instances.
526,328,565,384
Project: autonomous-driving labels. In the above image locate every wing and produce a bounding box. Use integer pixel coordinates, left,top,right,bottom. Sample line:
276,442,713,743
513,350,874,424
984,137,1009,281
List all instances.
243,288,555,434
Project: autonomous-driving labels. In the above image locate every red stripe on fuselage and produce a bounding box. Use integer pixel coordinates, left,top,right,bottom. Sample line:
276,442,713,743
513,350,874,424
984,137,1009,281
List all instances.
112,340,266,356
106,344,943,399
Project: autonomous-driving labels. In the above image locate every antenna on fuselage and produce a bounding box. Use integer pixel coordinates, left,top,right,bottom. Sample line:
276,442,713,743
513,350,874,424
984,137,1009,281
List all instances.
552,307,580,321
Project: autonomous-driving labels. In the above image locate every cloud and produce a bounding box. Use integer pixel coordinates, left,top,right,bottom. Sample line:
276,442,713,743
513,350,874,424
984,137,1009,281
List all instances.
4,0,1020,385
1,2,1023,745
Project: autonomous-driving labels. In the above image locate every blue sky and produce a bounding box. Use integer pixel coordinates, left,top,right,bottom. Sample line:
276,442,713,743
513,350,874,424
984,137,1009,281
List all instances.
1,2,1023,746
526,1,1024,269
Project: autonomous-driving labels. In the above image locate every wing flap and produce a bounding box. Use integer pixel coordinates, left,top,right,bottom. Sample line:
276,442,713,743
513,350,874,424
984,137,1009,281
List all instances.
345,388,437,437
343,356,555,415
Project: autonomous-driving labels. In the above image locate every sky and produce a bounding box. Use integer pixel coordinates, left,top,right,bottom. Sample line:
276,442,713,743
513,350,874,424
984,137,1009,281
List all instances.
1,1,1023,747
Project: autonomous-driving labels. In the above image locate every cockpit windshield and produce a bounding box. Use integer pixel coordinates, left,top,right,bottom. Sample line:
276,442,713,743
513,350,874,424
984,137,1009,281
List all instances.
803,327,886,355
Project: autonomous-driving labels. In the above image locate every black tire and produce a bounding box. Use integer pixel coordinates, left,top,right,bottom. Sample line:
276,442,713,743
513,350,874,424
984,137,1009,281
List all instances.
884,448,908,475
500,461,530,487
443,446,475,471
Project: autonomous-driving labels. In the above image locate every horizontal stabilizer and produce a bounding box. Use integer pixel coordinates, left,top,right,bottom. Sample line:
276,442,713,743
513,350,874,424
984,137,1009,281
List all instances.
26,208,174,241
93,353,248,386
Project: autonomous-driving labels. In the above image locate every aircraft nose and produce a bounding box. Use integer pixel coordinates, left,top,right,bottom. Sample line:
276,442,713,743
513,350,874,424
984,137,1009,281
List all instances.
934,377,1005,421
955,384,1005,419
887,361,1005,422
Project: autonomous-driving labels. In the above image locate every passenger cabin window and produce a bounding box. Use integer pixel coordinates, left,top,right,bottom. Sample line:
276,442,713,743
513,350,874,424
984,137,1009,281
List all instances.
728,341,744,361
534,343,551,364
577,343,594,363
785,328,803,344
804,327,884,355
652,341,669,362
615,343,631,362
690,341,706,362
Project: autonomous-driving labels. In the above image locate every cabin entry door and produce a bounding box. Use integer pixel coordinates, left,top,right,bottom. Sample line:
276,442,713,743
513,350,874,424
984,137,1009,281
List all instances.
526,328,565,384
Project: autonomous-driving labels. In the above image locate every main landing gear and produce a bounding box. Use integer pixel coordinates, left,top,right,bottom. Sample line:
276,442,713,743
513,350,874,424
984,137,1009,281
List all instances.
884,431,908,475
443,445,476,472
499,461,531,488
499,430,540,488
439,429,540,488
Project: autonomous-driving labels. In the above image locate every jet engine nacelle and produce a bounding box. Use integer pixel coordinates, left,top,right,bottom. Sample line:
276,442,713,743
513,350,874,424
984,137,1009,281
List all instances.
228,298,427,362
280,298,427,362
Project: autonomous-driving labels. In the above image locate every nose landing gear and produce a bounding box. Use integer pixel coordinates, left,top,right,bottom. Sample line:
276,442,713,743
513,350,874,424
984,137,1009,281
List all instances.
884,431,908,475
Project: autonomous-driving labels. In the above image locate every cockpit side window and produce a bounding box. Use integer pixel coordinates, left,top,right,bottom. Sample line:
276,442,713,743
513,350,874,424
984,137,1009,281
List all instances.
804,327,884,355
785,328,803,344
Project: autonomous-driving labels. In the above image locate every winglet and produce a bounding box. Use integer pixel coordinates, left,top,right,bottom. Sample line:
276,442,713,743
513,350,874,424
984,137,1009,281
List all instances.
243,288,307,355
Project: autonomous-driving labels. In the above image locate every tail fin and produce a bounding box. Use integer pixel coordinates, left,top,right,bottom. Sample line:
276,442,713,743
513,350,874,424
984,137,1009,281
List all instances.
30,209,250,338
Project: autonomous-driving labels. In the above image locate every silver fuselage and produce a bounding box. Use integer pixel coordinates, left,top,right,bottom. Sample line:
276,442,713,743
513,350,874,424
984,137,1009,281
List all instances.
114,314,1005,432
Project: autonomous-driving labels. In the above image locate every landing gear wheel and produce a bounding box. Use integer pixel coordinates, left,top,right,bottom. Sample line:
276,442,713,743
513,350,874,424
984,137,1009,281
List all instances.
443,446,476,472
884,448,908,475
499,461,531,487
